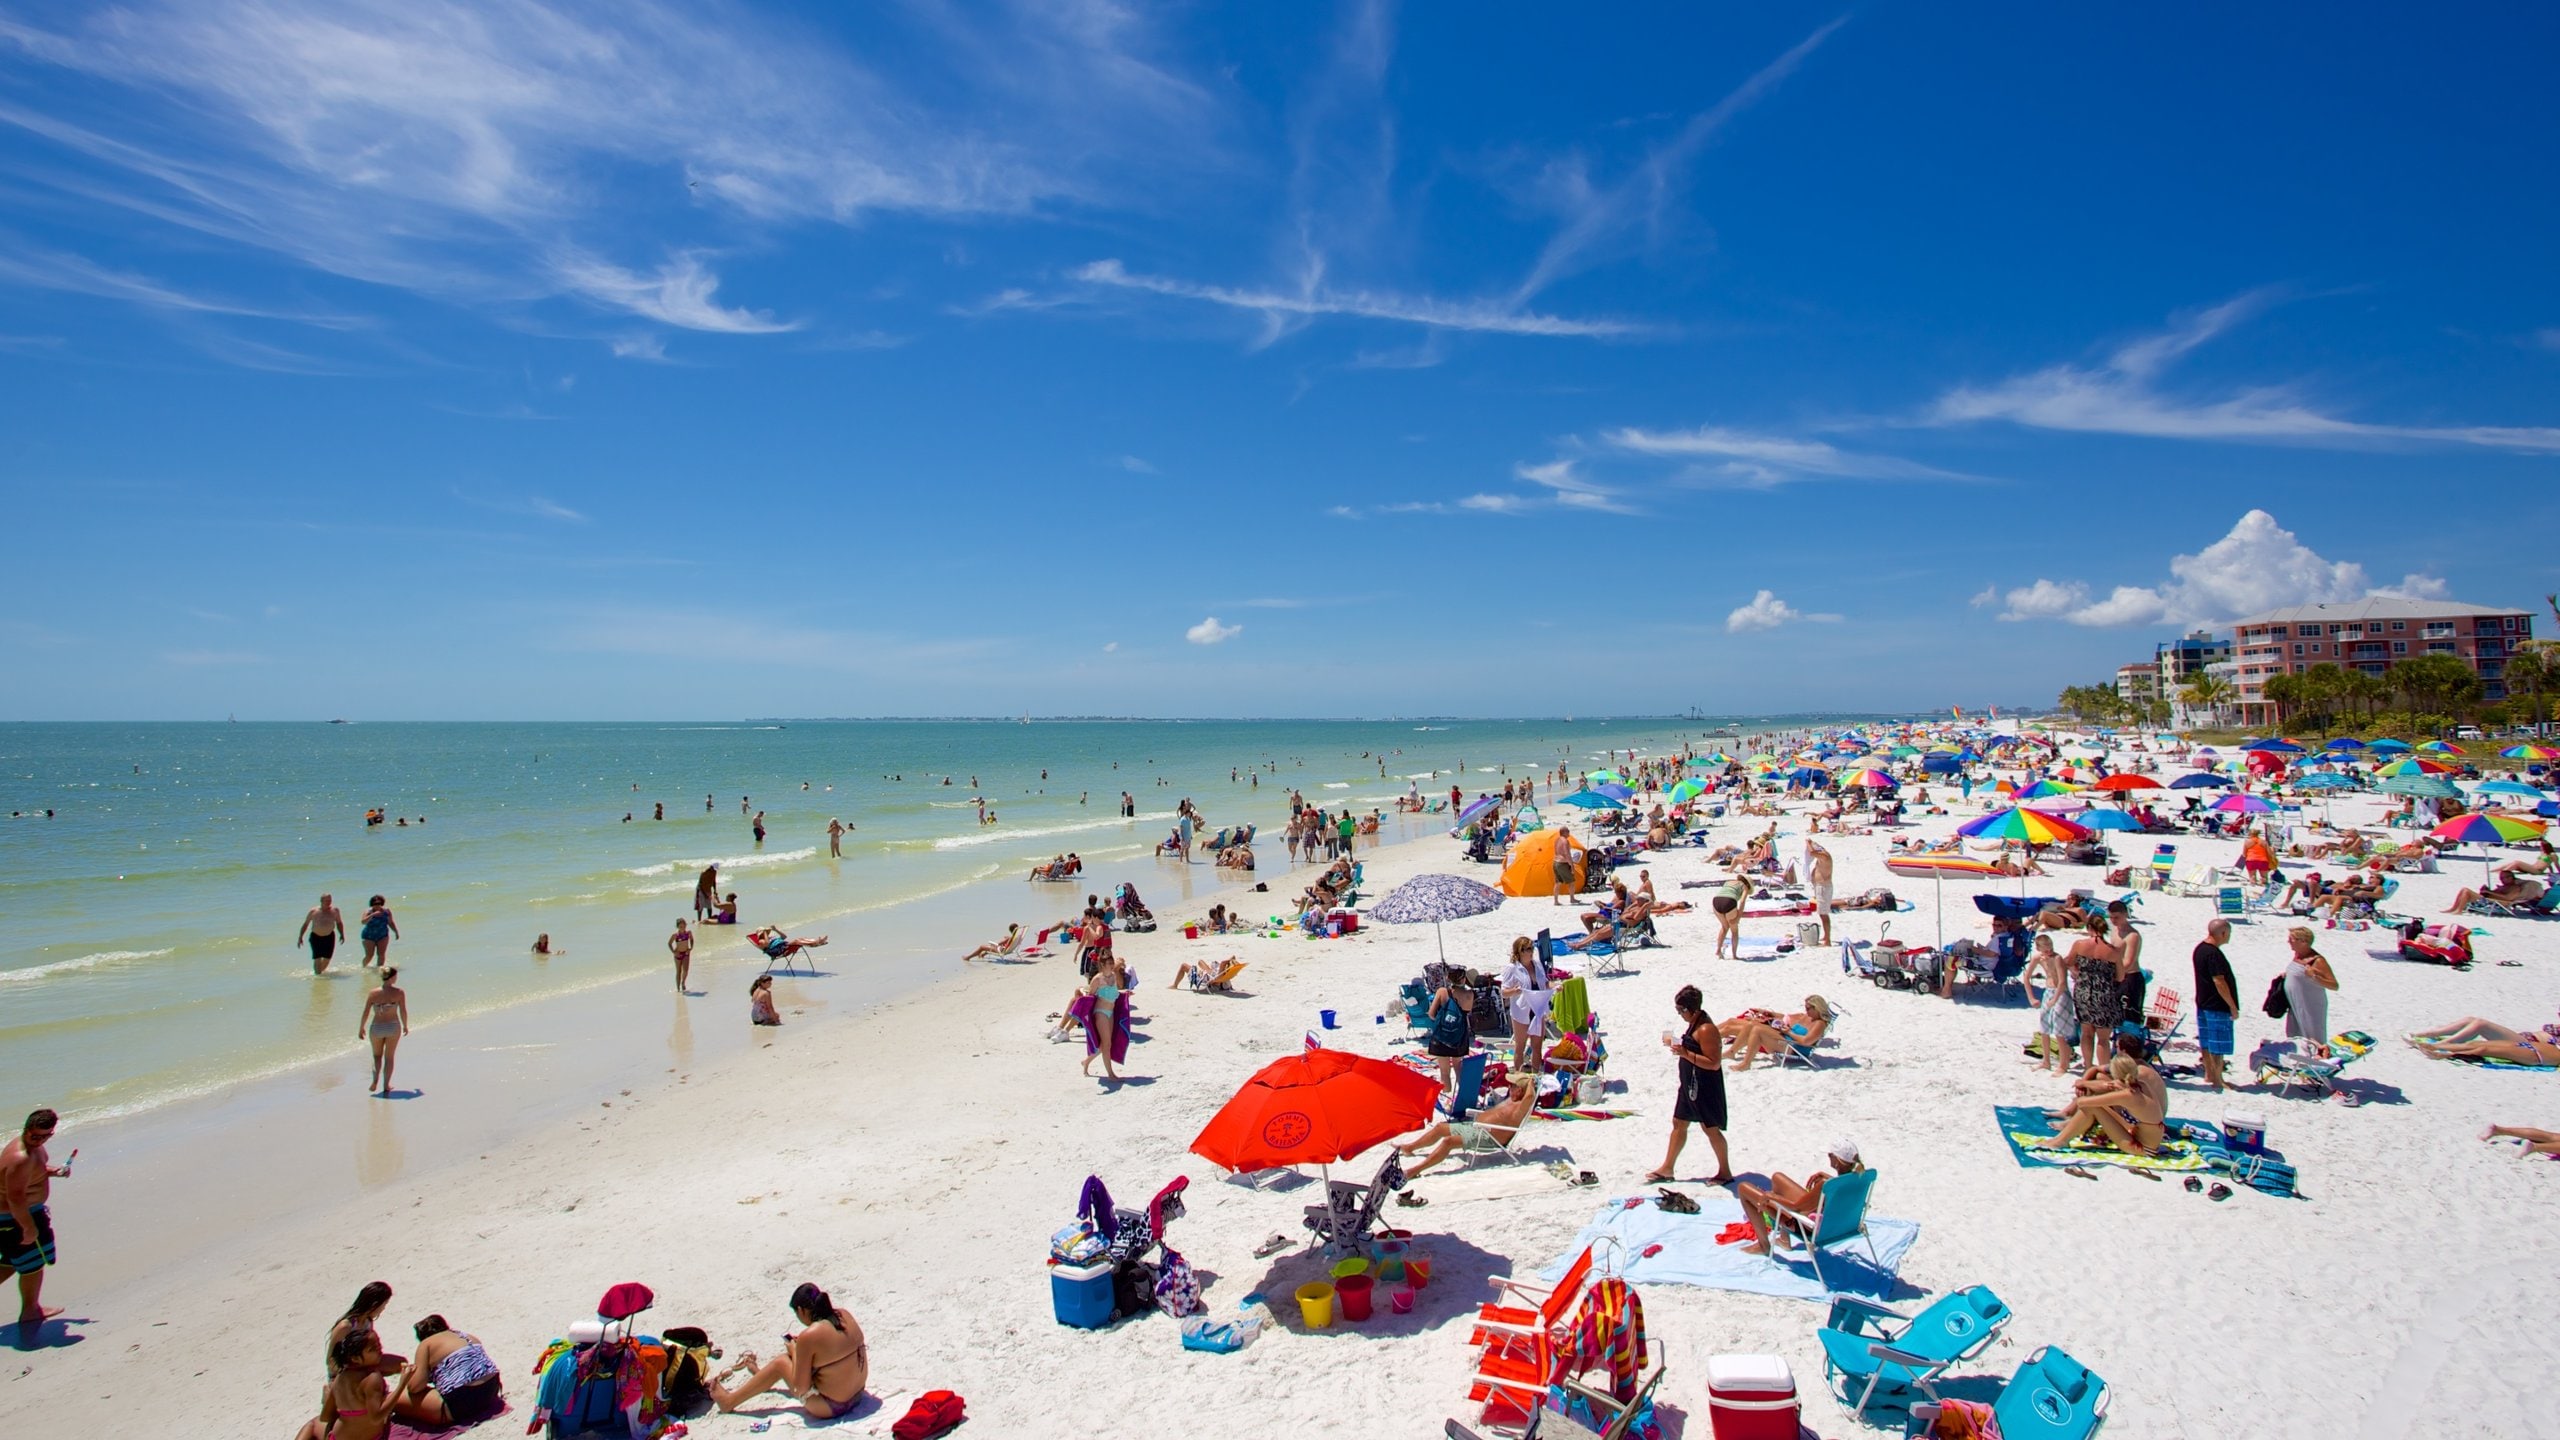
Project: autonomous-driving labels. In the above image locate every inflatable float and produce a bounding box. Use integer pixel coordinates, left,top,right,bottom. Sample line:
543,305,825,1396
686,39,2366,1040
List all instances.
1885,853,2003,879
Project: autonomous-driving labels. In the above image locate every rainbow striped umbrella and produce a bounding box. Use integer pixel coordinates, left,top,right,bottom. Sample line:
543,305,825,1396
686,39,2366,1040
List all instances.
2012,779,2082,800
2501,744,2560,760
1837,767,1899,789
2375,756,2456,777
2430,812,2546,845
1956,806,2092,844
2417,741,2465,755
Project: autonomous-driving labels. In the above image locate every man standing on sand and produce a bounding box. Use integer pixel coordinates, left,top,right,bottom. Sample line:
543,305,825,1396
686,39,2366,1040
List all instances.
1806,841,1835,946
3,1108,68,1348
1550,827,1581,906
669,918,695,993
298,893,344,975
2192,918,2240,1091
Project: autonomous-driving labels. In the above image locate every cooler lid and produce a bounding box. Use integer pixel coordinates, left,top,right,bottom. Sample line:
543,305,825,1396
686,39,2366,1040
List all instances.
1706,1353,1796,1392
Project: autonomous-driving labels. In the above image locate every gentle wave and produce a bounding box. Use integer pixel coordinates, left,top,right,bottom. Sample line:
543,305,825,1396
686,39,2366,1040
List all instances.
0,947,176,986
1321,782,1351,789
927,813,1165,851
626,847,818,877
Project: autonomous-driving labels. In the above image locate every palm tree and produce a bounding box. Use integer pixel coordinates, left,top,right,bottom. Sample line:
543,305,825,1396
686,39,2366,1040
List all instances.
2178,672,2233,729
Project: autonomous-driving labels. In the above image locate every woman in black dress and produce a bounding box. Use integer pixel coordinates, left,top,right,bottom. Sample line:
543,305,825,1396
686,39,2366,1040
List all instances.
1646,984,1732,1185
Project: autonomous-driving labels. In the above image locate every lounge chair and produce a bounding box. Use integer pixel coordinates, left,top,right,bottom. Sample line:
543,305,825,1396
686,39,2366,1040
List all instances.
1765,1168,1886,1289
1816,1284,2012,1420
2166,863,2221,898
1909,1345,2109,1440
2214,883,2248,921
1777,1006,1845,1070
1444,1053,1490,1121
1470,1243,1595,1362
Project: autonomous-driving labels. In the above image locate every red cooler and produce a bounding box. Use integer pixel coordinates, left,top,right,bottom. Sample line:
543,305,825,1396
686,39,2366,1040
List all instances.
1706,1354,1799,1440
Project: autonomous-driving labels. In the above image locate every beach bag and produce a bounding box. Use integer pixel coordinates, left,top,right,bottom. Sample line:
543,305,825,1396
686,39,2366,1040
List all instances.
1795,921,1822,947
1112,1259,1159,1319
1154,1247,1203,1318
891,1390,967,1440
2261,977,2290,1020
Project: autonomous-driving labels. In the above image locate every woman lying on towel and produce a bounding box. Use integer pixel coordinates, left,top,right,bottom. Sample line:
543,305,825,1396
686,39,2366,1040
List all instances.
1721,996,1836,1070
2407,1016,2560,1067
1734,1139,1864,1255
1394,1076,1537,1177
2482,1125,2560,1157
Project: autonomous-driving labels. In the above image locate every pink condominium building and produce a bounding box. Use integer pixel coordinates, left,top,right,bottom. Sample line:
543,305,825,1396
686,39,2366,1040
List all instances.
2230,597,2534,725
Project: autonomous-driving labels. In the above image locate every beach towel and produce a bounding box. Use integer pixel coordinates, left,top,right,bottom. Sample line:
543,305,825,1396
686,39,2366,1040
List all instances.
387,1406,512,1440
1533,1107,1636,1121
1993,1105,2213,1173
1550,975,1593,1035
1533,1193,1918,1303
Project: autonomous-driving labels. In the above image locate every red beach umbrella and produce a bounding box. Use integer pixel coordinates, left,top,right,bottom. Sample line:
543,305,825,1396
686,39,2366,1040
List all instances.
1191,1047,1442,1173
2091,774,2159,792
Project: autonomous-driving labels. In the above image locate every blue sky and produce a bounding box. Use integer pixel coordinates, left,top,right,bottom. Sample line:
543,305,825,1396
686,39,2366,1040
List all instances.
3,2,2555,719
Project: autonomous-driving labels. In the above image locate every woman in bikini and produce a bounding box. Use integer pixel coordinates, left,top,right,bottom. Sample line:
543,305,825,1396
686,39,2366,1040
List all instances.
359,968,408,1096
295,1331,398,1440
397,1314,504,1427
1721,995,1836,1070
1081,954,1129,1080
711,1282,869,1419
2408,1016,2560,1067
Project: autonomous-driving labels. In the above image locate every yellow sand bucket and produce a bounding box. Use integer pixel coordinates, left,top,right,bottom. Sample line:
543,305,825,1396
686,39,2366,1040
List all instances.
1295,1281,1336,1329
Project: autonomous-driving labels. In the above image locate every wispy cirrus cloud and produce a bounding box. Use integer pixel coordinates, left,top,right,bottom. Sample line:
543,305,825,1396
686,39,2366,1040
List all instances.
1071,259,1638,340
1603,424,1973,487
1929,293,2560,453
0,0,1216,330
1508,17,1846,305
553,254,795,334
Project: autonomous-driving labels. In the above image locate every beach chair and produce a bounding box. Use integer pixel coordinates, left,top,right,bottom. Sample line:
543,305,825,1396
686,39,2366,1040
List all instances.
1777,1006,1844,1070
2167,863,2220,898
1441,1051,1492,1121
1580,937,1629,976
2146,843,2176,890
1816,1284,2012,1420
1301,1150,1404,1254
1540,1350,1666,1440
2251,1036,2366,1100
1765,1168,1886,1288
2122,987,2185,1059
1471,1244,1596,1361
1184,959,1248,993
2214,884,2247,922
1910,1345,2109,1440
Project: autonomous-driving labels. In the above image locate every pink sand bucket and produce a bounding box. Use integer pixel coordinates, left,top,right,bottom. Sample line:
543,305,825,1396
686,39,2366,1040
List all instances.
1390,1286,1415,1315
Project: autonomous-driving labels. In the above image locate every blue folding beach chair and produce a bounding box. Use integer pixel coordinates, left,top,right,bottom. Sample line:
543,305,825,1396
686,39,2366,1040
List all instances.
1442,1052,1489,1121
1766,1167,1886,1288
1910,1345,2109,1440
1817,1284,2012,1420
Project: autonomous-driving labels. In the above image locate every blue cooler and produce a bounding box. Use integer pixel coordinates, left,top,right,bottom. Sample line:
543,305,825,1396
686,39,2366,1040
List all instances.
1051,1261,1116,1328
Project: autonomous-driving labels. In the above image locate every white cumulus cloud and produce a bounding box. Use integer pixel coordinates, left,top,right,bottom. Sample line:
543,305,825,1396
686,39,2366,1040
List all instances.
1725,590,1840,633
1184,616,1241,645
1995,509,2452,627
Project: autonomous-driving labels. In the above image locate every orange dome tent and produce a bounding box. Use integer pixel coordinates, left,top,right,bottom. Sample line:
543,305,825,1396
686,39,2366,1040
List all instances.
1499,828,1583,898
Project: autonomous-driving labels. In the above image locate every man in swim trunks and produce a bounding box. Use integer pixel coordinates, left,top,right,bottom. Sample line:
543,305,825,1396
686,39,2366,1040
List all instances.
3,1108,68,1347
299,894,345,975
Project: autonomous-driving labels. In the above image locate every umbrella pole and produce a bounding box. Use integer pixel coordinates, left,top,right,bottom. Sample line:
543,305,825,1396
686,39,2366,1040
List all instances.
1934,867,1944,950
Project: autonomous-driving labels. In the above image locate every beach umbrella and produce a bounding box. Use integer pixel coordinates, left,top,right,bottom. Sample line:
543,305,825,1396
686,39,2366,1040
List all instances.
1837,767,1898,789
1957,806,2092,844
2368,738,2413,753
1453,795,1503,832
2501,744,2560,761
2473,779,2547,802
2324,738,2367,751
2091,774,2160,793
1191,1047,1443,1174
2211,793,2275,815
1556,789,1617,810
2023,796,2090,814
1587,769,1626,786
2242,738,2305,754
1367,872,1506,962
2375,756,2456,777
2428,812,2549,885
2012,779,2081,799
2293,773,2358,791
2077,808,2145,832
2377,774,2462,807
2417,741,2465,756
1666,777,1705,803
1592,782,1636,802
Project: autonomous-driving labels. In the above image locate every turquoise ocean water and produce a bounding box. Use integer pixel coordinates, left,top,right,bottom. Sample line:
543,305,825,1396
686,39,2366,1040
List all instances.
0,718,1842,1123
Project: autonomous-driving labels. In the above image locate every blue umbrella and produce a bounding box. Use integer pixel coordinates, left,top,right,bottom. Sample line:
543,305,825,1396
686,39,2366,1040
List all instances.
2323,738,2367,750
1454,794,1502,827
1920,753,1963,774
2294,773,2358,791
2368,738,2413,753
1556,789,1617,809
2242,738,2305,754
1368,873,1507,962
2077,808,2145,832
2474,779,2547,801
1592,782,1636,802
2170,773,2233,789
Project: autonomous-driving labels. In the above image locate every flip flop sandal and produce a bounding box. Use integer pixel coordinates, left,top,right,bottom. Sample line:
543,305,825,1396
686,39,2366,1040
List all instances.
1396,1192,1428,1208
2207,1183,2233,1202
1568,1170,1599,1188
2062,1165,2098,1180
2184,1177,2204,1193
2129,1168,2163,1182
1252,1233,1291,1258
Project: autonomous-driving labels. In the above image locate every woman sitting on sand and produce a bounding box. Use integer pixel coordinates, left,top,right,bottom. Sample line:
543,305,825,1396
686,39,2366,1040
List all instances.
1733,1140,1863,1255
1395,1076,1537,1177
711,1283,869,1419
2033,1054,2165,1156
2407,1016,2560,1067
299,1332,400,1440
396,1315,504,1428
1721,996,1835,1069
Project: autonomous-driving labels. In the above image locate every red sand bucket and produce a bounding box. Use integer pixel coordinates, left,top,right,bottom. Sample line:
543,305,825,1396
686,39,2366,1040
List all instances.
1183,924,1199,939
1390,1286,1415,1314
1405,1258,1431,1289
1336,1274,1375,1321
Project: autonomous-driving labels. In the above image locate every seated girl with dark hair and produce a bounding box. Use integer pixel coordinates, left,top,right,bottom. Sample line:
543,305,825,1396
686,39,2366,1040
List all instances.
711,1283,869,1419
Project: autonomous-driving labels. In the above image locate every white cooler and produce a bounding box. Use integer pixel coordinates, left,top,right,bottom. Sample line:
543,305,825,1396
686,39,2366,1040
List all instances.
1706,1353,1799,1440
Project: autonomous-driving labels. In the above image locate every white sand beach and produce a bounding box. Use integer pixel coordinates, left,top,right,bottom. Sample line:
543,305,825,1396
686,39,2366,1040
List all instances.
10,735,2558,1440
